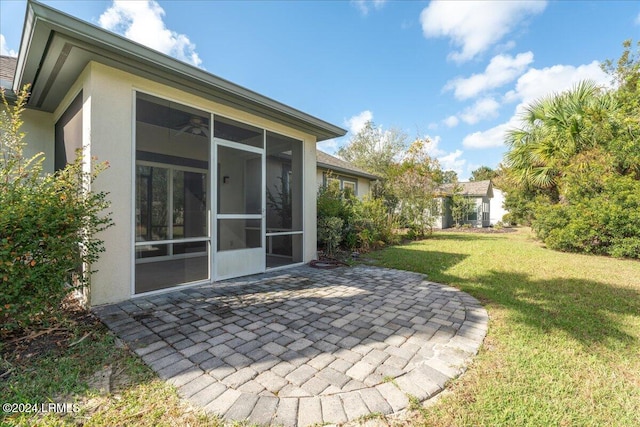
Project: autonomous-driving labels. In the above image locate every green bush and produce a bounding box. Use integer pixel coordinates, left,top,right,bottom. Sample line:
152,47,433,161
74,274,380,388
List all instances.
317,216,344,256
609,238,640,258
1,87,113,331
317,178,354,221
317,177,399,252
351,196,399,251
317,179,398,253
532,175,640,258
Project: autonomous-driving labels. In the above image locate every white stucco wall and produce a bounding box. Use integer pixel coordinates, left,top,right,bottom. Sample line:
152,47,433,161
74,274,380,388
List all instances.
14,108,55,173
80,63,134,306
357,177,371,197
490,188,507,225
79,62,318,305
432,197,450,229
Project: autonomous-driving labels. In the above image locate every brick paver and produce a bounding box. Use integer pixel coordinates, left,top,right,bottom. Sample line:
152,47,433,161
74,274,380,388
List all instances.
94,265,487,426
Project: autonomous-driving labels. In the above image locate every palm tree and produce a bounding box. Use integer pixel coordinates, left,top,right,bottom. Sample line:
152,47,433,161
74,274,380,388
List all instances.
504,81,617,191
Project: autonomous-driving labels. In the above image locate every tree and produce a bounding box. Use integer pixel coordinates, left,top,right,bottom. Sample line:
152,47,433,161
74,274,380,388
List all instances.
504,80,616,192
470,166,498,182
501,39,640,257
390,138,441,238
337,120,407,178
440,170,458,184
602,39,640,179
450,183,476,227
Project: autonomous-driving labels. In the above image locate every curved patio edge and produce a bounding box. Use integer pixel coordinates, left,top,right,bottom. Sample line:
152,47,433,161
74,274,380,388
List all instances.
93,265,488,427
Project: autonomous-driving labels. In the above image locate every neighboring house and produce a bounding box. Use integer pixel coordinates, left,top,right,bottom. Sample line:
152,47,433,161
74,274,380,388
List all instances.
434,180,493,229
316,150,378,198
490,187,508,225
1,1,346,306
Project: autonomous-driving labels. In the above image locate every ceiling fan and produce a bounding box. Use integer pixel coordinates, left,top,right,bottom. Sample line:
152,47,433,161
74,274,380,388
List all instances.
175,116,210,137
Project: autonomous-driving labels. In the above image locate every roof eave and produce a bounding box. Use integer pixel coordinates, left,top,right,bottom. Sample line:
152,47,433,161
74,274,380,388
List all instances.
317,163,379,181
16,0,346,141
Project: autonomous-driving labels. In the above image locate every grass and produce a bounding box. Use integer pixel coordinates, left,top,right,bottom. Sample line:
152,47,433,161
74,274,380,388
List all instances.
2,228,638,426
1,316,223,426
369,228,640,426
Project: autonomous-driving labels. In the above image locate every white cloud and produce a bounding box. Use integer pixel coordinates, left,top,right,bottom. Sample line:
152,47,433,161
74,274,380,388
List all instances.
317,138,341,155
1,34,17,57
345,110,373,134
635,12,640,25
352,0,387,15
421,135,466,176
463,61,611,149
459,97,500,125
438,149,466,175
443,116,459,128
463,121,515,149
421,135,444,157
466,162,483,176
420,1,546,62
99,0,203,68
503,60,610,105
445,52,534,100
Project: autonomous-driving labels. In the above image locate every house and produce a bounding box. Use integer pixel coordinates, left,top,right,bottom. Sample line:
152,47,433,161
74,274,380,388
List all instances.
434,180,493,229
489,187,508,225
316,150,378,198
1,1,346,305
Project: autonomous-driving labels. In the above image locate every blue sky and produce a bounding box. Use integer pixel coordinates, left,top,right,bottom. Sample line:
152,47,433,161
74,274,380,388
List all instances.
1,1,639,179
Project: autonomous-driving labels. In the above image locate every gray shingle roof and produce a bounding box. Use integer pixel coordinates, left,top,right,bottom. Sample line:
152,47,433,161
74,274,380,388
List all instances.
316,150,379,180
0,55,17,89
438,180,492,197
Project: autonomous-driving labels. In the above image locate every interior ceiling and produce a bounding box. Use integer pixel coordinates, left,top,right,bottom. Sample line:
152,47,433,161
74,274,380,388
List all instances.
136,97,207,131
136,97,266,143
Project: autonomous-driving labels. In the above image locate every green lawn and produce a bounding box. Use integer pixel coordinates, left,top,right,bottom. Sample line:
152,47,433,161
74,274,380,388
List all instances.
369,228,640,426
3,228,638,426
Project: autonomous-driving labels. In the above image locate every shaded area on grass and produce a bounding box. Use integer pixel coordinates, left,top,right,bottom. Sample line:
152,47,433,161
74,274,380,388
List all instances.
370,230,640,426
375,245,639,350
466,270,639,349
426,232,502,242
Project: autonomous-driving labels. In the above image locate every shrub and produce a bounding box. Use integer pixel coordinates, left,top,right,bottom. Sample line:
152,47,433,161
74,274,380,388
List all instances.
0,87,113,331
317,177,354,221
351,196,399,251
317,181,399,253
532,175,640,258
317,216,344,256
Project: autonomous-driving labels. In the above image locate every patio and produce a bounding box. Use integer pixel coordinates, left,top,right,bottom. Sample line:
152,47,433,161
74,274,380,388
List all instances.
93,265,487,426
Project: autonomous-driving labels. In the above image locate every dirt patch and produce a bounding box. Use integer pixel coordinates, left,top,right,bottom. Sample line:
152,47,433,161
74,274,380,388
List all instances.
0,297,101,367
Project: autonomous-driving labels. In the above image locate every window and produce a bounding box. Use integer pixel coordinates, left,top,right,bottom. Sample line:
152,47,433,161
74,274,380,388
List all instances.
266,131,303,268
324,173,358,195
342,180,356,196
54,91,83,170
134,92,210,293
482,201,490,223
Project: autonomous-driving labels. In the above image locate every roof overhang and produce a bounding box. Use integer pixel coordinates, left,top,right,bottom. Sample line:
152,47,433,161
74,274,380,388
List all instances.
317,163,379,181
13,0,346,141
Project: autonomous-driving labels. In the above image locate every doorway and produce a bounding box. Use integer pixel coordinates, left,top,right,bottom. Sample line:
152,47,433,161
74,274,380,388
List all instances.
215,139,265,279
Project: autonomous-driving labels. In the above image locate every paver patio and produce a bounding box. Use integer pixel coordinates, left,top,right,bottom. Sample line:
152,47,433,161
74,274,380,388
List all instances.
93,265,488,426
